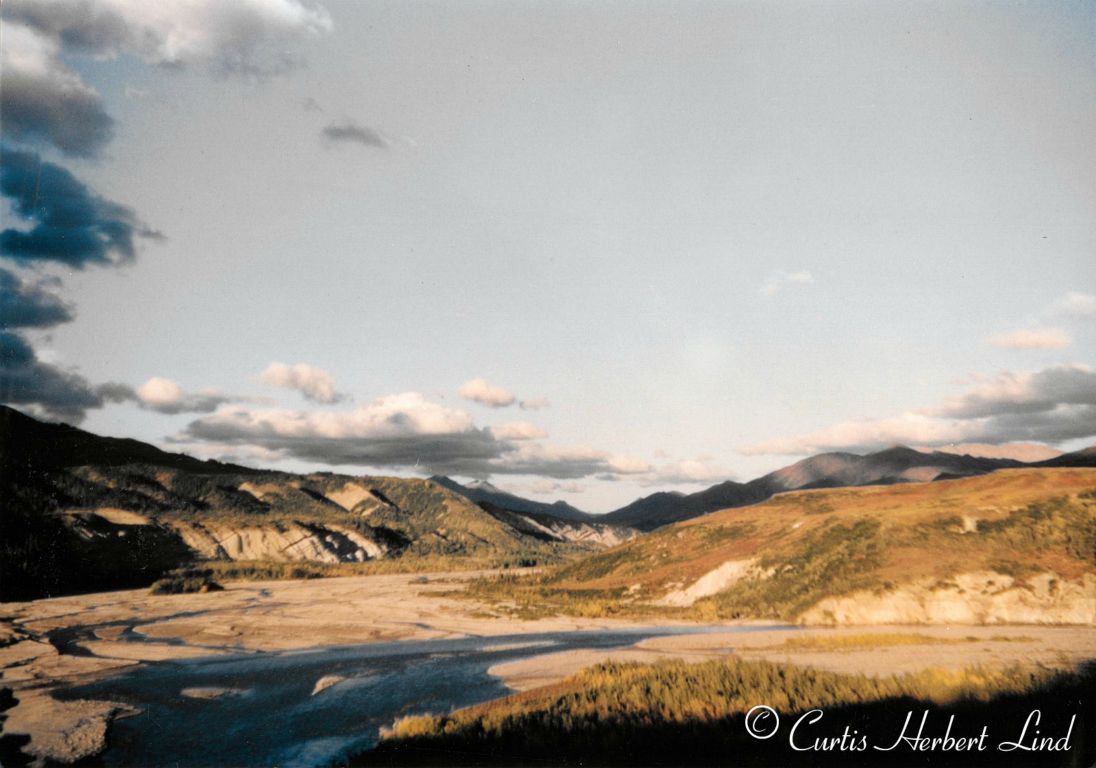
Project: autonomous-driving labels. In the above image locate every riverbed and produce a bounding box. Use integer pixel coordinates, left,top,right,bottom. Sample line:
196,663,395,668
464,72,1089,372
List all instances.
59,626,777,767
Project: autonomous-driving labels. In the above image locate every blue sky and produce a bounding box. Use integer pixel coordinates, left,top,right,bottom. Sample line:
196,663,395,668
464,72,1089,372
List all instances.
1,0,1094,511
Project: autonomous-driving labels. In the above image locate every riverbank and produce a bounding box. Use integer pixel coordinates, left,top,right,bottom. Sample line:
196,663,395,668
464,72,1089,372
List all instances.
2,573,1094,765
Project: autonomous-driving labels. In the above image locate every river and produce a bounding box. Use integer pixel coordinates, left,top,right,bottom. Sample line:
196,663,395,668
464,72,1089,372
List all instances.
59,625,789,767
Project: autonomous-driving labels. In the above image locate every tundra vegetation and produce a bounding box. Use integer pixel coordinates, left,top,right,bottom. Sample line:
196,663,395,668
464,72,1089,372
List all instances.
460,471,1096,622
354,657,1095,766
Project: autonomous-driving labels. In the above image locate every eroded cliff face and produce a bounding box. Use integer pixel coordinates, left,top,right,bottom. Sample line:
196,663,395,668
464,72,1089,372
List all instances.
799,572,1096,626
170,521,388,563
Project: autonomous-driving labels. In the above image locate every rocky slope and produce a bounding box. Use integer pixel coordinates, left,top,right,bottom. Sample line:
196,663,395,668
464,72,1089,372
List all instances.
0,406,623,601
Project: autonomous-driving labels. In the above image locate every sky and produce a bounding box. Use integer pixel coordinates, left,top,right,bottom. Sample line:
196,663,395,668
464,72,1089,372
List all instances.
1,0,1094,512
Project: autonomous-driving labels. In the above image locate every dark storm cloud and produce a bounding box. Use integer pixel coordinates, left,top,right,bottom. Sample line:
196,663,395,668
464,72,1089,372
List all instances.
0,64,114,158
0,330,103,422
322,120,388,149
0,147,163,267
0,268,74,329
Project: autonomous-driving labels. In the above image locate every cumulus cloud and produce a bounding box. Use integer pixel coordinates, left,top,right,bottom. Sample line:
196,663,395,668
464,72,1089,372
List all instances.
458,378,516,408
988,328,1071,350
4,0,333,76
260,362,345,404
0,330,105,421
178,393,502,472
131,377,235,414
760,269,813,297
322,120,388,149
742,363,1096,455
489,421,548,441
0,268,74,328
0,147,163,267
178,392,661,480
0,21,114,157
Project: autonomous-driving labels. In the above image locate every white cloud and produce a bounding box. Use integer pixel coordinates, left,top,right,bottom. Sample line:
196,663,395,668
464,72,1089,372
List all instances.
988,328,1071,350
201,392,473,440
6,0,333,76
1049,291,1096,319
133,376,234,414
260,362,345,404
641,458,733,485
760,269,813,297
489,421,548,441
528,479,585,495
458,378,516,408
742,363,1096,455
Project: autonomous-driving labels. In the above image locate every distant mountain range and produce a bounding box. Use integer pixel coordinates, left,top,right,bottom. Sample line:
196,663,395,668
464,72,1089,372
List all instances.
603,444,1096,531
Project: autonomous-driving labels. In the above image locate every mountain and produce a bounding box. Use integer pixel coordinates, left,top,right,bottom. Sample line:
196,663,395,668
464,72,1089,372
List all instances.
602,481,770,531
0,406,618,601
429,476,592,522
534,467,1096,624
605,446,1024,531
0,404,254,475
430,476,637,547
1034,445,1096,468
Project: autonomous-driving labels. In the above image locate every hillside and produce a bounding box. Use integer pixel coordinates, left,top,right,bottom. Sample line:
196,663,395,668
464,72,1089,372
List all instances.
430,475,636,546
604,446,1033,531
430,475,592,522
478,468,1096,625
0,407,621,601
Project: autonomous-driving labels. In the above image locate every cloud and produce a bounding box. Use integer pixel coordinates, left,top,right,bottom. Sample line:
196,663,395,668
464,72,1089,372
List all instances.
0,21,114,157
489,421,548,441
179,393,661,480
4,0,333,76
458,378,516,408
0,330,105,421
0,268,74,328
0,147,163,267
132,377,235,414
1049,291,1096,319
518,397,550,411
487,443,643,480
528,479,585,495
260,362,345,404
639,458,733,486
178,393,505,473
760,269,813,297
321,120,388,149
742,363,1096,455
988,328,1071,350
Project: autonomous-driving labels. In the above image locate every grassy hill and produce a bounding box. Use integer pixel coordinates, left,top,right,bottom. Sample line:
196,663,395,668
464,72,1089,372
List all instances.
467,468,1096,623
602,446,1027,531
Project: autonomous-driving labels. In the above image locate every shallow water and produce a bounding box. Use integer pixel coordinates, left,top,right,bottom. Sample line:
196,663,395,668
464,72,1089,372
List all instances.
61,625,788,767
